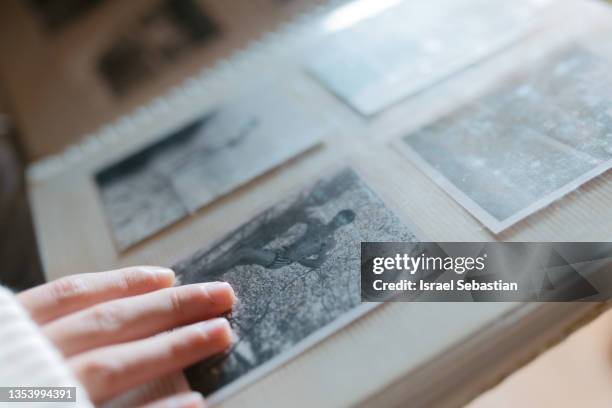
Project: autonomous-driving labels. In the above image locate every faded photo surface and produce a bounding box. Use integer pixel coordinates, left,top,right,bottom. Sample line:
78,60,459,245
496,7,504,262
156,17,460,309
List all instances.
96,87,323,249
400,46,612,232
308,0,547,115
173,168,417,398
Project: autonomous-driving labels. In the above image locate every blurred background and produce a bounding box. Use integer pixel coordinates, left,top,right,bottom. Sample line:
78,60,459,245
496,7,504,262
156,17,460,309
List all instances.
0,0,322,290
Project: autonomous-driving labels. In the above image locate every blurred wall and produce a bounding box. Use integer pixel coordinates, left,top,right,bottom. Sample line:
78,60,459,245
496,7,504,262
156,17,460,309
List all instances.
0,87,43,290
0,0,322,161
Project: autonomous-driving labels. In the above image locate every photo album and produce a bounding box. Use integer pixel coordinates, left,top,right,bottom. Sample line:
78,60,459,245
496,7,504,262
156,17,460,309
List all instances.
21,0,612,407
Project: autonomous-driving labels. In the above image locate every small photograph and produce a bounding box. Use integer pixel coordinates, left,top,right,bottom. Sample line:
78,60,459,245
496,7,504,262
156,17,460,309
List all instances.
308,0,547,115
28,0,106,31
98,0,219,96
398,46,612,233
173,168,417,398
95,86,324,250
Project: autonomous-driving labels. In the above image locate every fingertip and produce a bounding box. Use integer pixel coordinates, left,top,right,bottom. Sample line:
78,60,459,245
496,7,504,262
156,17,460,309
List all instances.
203,282,236,310
200,318,233,351
179,392,206,408
139,266,176,288
223,282,237,307
143,392,205,408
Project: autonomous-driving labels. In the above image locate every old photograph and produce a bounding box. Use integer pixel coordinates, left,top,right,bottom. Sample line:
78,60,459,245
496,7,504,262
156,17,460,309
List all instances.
98,0,219,96
96,87,324,250
398,46,612,233
307,0,547,115
173,168,417,399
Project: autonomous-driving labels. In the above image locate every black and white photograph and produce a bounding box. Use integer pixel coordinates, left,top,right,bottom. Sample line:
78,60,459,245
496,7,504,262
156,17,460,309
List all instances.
98,0,219,96
173,168,417,399
397,46,612,233
96,86,324,250
307,0,547,115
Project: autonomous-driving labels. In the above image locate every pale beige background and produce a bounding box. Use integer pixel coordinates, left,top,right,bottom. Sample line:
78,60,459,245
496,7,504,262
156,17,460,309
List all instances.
0,0,324,161
469,308,612,408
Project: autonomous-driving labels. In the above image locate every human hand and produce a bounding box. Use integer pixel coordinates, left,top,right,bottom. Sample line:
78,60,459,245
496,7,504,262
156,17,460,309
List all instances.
17,266,236,407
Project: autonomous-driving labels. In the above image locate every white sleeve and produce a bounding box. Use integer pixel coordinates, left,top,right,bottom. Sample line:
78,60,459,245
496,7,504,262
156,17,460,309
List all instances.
0,286,94,408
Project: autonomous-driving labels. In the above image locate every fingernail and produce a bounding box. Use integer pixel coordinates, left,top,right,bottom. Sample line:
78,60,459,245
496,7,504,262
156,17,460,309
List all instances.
170,392,205,408
145,266,175,279
199,318,232,349
202,282,235,305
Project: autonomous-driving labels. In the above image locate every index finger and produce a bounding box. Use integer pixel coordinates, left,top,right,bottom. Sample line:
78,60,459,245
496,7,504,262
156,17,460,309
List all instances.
18,266,175,324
